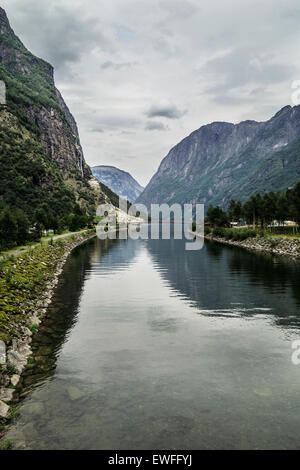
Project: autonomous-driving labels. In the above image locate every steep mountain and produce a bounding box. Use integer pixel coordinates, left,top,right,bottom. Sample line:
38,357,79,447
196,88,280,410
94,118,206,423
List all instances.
92,165,144,203
0,7,116,224
137,105,300,208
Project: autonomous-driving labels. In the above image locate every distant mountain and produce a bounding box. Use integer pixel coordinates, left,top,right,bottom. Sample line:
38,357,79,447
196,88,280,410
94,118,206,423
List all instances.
92,165,144,203
0,6,117,224
137,105,300,208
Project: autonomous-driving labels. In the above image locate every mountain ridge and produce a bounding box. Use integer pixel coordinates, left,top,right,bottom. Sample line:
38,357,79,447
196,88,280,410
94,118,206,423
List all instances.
92,165,144,203
137,105,300,208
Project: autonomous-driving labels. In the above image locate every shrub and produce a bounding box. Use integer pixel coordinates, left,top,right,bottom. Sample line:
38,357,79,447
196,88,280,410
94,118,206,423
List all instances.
0,440,14,450
30,324,38,335
5,364,17,377
224,229,234,240
213,227,226,237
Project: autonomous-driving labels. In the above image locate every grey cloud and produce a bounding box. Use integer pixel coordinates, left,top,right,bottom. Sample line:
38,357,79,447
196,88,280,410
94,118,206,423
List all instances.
91,115,140,130
101,60,137,70
146,103,186,120
117,155,138,160
4,1,111,71
152,34,180,57
145,121,169,131
207,86,273,107
158,0,198,21
90,127,104,133
203,47,296,96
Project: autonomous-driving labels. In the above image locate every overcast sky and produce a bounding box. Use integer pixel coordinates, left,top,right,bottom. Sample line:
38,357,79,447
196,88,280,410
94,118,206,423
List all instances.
2,0,300,186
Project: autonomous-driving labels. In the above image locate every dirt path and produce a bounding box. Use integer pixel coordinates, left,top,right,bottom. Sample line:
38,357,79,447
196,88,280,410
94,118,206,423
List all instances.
0,229,91,260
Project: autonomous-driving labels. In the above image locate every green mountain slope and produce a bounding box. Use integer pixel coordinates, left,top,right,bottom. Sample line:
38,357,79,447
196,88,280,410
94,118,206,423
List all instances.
0,7,118,240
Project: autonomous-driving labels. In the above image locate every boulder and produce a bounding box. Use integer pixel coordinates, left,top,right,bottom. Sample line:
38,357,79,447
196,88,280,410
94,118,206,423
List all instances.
11,374,20,387
0,400,9,419
7,350,27,374
0,341,6,365
0,388,14,402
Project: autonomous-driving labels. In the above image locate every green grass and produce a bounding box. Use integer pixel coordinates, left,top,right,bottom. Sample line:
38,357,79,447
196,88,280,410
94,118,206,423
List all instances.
206,226,300,241
0,228,91,260
30,323,39,335
0,439,14,450
0,233,93,344
268,233,300,240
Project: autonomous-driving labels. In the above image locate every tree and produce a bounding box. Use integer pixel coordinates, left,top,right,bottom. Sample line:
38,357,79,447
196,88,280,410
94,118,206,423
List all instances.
15,209,30,245
261,192,276,227
0,208,18,248
275,193,288,225
242,194,262,227
287,181,300,224
206,205,229,227
34,204,49,231
68,214,87,232
228,200,242,222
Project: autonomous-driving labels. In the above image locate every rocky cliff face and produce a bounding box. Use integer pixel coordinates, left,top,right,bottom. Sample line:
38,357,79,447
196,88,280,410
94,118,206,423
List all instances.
0,7,113,217
138,105,300,208
92,165,144,203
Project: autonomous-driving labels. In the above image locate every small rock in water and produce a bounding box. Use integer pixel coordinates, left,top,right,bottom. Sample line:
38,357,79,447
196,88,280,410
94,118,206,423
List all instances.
24,401,45,416
67,385,85,401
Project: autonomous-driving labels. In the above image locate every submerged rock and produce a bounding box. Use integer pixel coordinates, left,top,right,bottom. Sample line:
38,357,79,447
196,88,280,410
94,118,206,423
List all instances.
24,401,45,416
67,386,86,401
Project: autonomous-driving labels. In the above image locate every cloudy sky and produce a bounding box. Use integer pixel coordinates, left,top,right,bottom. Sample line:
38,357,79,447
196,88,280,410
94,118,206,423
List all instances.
2,0,300,185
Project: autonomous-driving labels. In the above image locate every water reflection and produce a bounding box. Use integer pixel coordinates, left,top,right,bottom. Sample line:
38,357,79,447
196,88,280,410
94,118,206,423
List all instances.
20,237,140,393
146,238,300,328
5,236,300,450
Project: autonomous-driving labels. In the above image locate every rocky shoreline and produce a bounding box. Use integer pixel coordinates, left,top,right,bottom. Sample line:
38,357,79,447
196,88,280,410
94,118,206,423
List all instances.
203,233,300,259
0,231,96,432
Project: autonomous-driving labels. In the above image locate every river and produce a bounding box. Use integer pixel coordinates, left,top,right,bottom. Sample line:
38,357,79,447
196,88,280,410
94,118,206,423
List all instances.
5,235,300,449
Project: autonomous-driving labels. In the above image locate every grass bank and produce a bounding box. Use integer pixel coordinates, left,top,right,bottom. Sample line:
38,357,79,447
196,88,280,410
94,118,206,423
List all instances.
0,229,95,344
0,229,96,443
0,228,93,260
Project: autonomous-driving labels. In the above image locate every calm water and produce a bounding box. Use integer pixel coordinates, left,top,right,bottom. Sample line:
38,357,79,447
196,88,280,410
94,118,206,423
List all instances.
5,235,300,450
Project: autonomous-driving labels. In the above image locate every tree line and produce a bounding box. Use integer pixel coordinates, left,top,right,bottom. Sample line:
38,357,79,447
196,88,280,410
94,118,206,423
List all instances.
206,181,300,228
0,204,93,252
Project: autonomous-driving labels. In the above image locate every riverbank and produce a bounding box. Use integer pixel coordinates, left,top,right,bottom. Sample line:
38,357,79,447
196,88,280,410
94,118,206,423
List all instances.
202,232,300,259
0,230,96,441
0,229,93,261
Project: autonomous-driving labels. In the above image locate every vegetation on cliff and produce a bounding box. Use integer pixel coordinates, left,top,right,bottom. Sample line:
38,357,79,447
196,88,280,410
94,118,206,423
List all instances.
0,8,121,251
0,111,94,250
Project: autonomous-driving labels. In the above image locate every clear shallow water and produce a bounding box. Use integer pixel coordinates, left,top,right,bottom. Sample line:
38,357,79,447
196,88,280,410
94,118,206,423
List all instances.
6,236,300,449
